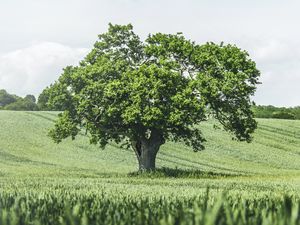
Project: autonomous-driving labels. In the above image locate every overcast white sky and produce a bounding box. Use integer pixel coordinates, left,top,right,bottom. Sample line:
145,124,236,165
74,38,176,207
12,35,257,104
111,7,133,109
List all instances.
0,0,299,106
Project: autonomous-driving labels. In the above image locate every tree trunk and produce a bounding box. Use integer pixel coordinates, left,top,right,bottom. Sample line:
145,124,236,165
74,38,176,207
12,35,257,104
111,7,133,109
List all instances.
131,129,164,171
138,143,157,171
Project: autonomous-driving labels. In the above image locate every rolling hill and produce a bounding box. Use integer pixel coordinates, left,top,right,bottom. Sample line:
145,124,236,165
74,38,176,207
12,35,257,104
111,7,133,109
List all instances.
1,111,300,225
0,111,299,180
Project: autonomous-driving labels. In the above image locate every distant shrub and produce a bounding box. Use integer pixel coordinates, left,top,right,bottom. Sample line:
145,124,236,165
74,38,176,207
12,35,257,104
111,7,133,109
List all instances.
4,99,38,111
0,90,38,111
253,105,300,120
272,111,296,120
24,94,36,103
0,89,19,107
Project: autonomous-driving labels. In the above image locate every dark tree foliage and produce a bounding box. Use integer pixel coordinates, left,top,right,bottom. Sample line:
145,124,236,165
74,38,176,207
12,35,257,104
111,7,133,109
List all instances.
4,99,38,111
38,83,78,111
272,111,296,120
24,95,36,103
0,89,38,111
46,24,260,170
0,89,18,107
37,87,50,111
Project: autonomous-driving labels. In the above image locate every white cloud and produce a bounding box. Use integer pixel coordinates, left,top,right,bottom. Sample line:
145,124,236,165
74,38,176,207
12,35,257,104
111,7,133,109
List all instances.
0,0,300,106
0,39,299,107
0,42,88,97
249,39,300,107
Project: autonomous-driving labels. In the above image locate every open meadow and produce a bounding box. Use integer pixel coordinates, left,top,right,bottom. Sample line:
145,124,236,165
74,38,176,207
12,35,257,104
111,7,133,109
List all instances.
0,111,299,224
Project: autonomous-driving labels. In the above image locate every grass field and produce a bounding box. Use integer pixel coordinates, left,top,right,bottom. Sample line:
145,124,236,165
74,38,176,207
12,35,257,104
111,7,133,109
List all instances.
0,111,300,224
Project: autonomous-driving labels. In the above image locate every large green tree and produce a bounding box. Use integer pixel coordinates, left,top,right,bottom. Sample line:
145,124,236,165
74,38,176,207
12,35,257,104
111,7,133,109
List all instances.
47,24,260,171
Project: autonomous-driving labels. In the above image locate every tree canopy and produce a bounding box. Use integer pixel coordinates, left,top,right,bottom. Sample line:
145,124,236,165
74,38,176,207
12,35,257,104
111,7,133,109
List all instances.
46,24,260,170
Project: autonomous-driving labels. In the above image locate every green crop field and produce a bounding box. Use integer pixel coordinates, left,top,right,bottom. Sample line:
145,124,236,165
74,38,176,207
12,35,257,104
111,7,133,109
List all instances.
0,111,300,224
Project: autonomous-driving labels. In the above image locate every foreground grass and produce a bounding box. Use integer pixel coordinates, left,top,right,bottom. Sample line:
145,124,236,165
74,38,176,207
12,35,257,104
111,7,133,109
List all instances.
0,111,299,224
1,186,299,225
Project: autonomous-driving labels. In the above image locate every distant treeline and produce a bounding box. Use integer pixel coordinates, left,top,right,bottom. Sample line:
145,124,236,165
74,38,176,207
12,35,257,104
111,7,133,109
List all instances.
0,88,71,111
252,105,300,120
0,89,38,111
1,89,299,120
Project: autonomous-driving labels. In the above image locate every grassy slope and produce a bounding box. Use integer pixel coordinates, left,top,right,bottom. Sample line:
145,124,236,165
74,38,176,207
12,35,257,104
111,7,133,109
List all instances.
0,111,300,195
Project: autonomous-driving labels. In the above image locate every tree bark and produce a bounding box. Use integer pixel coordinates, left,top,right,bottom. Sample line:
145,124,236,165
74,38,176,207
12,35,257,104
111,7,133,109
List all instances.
138,142,158,171
131,129,164,171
